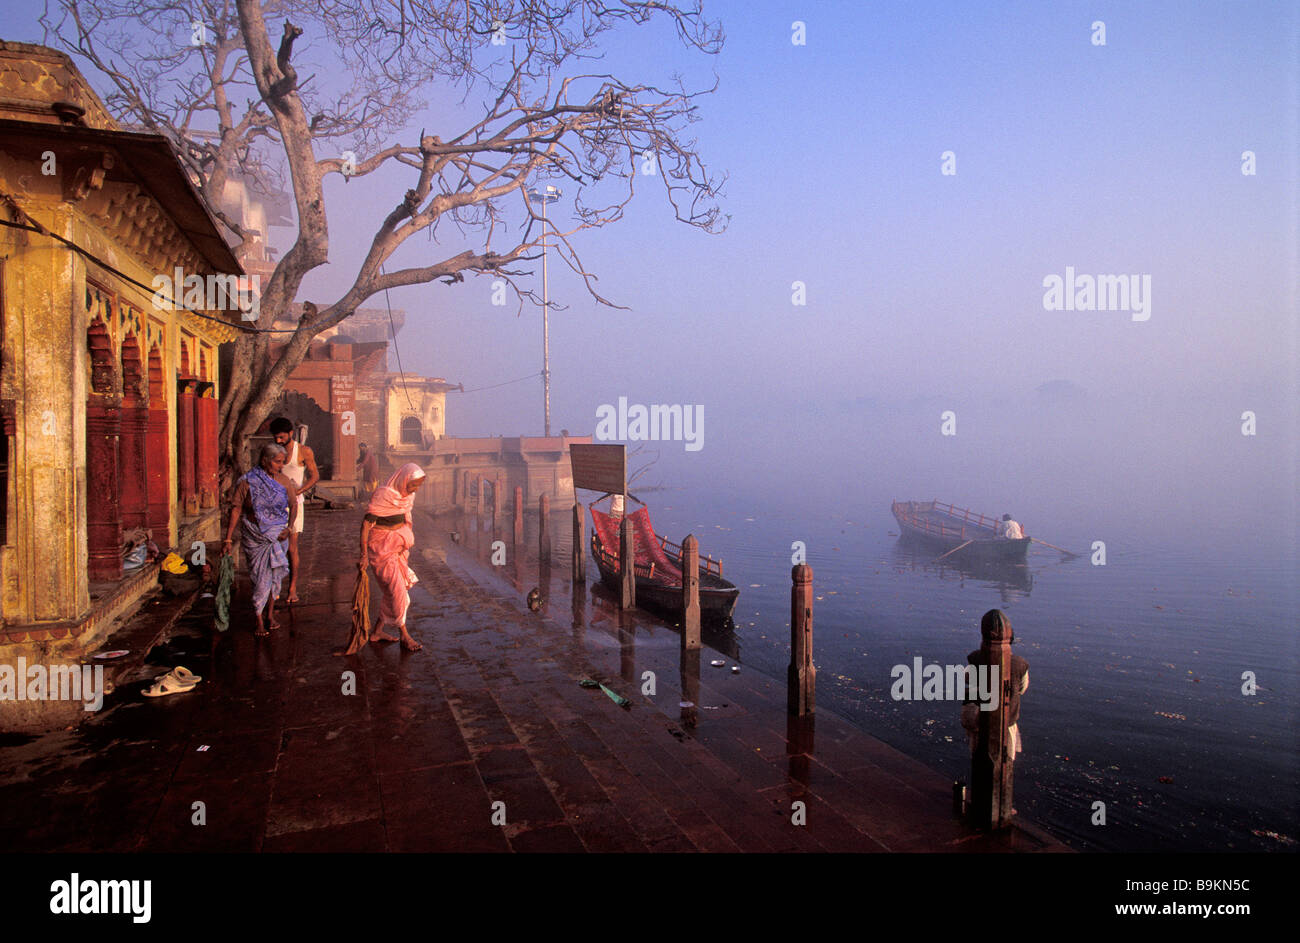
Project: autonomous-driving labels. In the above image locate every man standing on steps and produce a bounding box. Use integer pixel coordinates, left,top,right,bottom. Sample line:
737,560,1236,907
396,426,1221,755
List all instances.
356,442,380,496
270,416,319,603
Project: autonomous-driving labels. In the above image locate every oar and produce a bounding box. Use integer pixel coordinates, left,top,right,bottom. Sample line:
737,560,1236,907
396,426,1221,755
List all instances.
1031,537,1078,558
933,540,974,562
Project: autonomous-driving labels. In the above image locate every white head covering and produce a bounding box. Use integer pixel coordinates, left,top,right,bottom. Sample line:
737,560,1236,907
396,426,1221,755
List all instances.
367,462,426,516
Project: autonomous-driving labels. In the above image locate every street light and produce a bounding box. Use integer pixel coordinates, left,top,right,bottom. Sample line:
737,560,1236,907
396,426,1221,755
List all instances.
528,184,561,437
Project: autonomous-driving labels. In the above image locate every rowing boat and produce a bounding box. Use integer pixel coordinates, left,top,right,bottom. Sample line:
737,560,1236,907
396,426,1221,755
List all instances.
890,499,1030,563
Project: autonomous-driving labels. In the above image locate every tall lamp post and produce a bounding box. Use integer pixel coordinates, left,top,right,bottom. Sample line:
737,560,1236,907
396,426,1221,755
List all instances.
528,184,562,437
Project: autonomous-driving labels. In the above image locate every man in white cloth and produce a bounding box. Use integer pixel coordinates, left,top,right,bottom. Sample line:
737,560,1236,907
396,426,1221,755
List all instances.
270,417,320,603
995,513,1024,539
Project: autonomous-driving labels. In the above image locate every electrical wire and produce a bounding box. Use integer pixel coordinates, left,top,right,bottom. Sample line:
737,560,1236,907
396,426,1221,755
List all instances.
378,263,416,410
455,371,541,394
0,217,297,333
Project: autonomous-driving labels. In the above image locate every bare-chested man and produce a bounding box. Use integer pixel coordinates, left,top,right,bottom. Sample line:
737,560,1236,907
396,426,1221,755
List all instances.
269,417,319,603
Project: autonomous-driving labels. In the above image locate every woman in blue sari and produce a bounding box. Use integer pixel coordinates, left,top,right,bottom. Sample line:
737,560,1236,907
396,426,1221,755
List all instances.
222,444,299,636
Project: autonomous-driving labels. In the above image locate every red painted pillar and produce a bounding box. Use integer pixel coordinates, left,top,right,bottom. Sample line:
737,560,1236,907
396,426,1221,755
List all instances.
177,378,198,517
118,405,149,530
146,407,171,537
85,400,123,580
118,340,149,530
146,350,171,538
195,383,218,509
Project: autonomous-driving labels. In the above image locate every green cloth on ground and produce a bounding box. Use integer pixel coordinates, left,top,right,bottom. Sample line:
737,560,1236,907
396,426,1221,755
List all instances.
214,554,235,632
579,678,630,708
599,683,631,708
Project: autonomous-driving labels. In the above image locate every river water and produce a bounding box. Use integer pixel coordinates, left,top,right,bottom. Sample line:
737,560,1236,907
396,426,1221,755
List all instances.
635,486,1298,853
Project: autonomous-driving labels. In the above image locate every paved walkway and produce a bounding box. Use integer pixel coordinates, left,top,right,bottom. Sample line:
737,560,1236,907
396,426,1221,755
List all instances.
0,505,1068,853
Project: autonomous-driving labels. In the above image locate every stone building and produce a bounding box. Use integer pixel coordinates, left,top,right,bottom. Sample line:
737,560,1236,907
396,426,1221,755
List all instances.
0,42,241,726
381,376,454,452
270,337,388,482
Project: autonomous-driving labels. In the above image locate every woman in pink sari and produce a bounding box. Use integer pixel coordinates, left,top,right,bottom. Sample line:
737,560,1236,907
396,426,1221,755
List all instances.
359,463,427,652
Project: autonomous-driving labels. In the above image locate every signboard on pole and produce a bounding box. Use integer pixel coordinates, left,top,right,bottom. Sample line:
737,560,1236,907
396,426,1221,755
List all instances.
569,443,625,495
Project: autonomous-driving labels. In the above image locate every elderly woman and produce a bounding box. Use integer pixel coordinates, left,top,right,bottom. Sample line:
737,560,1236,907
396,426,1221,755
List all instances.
359,463,427,652
223,443,298,637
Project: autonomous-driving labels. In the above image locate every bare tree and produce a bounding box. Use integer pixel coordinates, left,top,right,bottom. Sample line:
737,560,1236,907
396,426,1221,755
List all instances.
40,0,726,489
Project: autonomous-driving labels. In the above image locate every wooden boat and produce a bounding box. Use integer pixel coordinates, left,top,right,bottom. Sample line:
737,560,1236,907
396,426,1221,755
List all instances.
589,501,740,624
891,499,1030,563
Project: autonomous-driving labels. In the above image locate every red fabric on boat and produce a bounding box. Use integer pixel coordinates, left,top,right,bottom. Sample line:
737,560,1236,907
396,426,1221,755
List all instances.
590,506,683,585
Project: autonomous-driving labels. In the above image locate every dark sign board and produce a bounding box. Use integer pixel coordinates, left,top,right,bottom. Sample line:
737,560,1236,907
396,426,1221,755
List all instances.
569,443,626,494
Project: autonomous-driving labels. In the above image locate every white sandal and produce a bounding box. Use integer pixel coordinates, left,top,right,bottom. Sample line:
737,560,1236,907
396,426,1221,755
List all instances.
153,666,202,686
143,675,197,698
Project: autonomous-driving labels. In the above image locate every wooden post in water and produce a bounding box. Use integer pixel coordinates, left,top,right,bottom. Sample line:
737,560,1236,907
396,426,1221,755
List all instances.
493,475,502,530
788,564,815,716
478,477,486,516
619,514,635,609
461,471,470,510
539,493,551,564
681,534,700,650
572,503,586,582
970,608,1018,830
513,487,524,546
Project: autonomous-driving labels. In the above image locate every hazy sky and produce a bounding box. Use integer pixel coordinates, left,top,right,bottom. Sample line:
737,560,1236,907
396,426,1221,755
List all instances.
284,1,1294,439
7,0,1296,534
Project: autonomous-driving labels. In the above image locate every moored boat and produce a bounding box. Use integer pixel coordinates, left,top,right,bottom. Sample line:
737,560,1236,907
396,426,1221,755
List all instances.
589,501,740,624
891,499,1030,563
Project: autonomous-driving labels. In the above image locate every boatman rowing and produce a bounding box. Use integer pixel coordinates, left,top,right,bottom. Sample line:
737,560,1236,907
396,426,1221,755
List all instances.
995,513,1023,540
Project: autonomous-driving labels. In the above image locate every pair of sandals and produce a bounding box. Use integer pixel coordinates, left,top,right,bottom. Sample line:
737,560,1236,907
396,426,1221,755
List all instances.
142,666,202,698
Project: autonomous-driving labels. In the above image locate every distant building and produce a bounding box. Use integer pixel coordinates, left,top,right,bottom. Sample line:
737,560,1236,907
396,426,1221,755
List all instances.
269,336,388,481
382,376,455,452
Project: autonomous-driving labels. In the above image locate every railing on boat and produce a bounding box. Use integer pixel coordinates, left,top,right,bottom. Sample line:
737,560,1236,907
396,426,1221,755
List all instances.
591,532,657,579
894,501,986,540
591,531,723,580
931,500,995,530
894,500,1026,543
657,534,724,577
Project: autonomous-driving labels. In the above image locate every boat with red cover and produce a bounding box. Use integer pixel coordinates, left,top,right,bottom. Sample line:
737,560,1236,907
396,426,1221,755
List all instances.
589,500,740,624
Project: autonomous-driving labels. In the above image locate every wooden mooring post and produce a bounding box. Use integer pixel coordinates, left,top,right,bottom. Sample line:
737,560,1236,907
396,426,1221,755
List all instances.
539,493,551,564
681,534,700,650
619,514,635,609
788,563,815,716
571,503,586,582
513,487,523,546
477,477,486,516
969,608,1019,830
492,475,502,529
